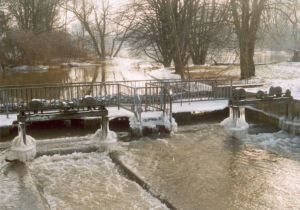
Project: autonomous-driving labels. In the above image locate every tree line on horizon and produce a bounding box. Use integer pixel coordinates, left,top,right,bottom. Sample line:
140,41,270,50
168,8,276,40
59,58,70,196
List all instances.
0,0,299,79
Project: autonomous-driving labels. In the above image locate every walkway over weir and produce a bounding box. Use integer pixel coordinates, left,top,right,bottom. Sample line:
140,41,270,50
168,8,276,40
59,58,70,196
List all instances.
0,79,233,116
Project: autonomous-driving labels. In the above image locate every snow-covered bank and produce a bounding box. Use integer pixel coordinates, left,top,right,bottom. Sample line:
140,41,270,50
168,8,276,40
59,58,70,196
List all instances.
225,62,300,99
61,62,99,67
148,68,181,80
0,114,17,126
110,57,152,80
172,100,228,113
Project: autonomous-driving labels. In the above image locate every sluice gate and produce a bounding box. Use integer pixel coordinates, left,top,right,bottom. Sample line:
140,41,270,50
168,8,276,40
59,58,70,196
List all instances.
222,86,294,137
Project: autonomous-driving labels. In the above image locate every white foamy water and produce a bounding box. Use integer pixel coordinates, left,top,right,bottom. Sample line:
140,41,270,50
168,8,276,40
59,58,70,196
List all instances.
28,152,167,210
243,131,300,161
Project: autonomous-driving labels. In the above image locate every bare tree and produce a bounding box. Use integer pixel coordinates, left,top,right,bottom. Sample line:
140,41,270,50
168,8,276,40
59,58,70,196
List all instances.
230,0,267,79
169,0,196,77
129,0,174,68
67,0,135,60
189,0,229,65
4,0,62,33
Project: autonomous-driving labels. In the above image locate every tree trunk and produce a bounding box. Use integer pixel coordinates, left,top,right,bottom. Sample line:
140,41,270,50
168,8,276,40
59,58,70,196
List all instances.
239,39,255,79
192,47,208,65
163,59,172,68
174,57,185,79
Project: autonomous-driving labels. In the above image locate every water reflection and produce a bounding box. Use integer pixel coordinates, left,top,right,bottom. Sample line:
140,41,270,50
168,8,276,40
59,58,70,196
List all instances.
0,52,292,87
118,123,300,210
0,60,121,86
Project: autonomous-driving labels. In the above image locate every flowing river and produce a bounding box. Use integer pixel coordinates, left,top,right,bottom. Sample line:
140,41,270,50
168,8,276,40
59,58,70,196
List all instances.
2,120,300,209
1,53,300,209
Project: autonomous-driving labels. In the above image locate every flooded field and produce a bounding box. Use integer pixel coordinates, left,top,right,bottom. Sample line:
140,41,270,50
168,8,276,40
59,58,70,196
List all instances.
0,51,291,87
0,58,151,86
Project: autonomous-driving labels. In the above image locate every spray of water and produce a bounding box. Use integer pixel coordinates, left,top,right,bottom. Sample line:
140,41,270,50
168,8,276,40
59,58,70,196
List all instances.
6,123,36,162
221,107,249,138
93,119,117,144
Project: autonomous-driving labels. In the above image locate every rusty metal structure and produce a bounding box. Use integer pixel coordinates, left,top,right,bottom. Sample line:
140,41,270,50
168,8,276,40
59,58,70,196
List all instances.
229,86,294,121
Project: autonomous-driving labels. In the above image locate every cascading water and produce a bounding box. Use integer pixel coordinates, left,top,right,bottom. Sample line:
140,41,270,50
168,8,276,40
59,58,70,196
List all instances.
93,119,117,144
221,106,249,138
6,123,36,162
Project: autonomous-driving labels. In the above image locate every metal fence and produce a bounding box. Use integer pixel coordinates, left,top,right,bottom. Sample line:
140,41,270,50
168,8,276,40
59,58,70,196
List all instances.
147,79,232,104
0,79,232,114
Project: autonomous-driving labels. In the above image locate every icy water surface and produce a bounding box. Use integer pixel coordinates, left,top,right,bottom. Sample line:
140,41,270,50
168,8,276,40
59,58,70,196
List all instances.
2,122,300,209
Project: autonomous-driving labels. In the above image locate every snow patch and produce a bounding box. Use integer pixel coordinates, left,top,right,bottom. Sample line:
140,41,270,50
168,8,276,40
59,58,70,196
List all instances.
5,65,49,72
172,100,228,113
0,114,17,126
61,62,98,67
225,62,300,100
148,68,181,80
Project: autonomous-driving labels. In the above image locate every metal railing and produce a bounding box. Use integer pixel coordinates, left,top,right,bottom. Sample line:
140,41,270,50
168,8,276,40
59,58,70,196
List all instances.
0,79,232,114
147,79,232,104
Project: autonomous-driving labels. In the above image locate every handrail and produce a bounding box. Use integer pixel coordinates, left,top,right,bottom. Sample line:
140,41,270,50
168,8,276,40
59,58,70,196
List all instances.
0,79,233,114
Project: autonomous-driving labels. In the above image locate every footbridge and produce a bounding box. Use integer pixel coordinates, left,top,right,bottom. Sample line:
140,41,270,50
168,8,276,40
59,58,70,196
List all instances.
0,79,233,136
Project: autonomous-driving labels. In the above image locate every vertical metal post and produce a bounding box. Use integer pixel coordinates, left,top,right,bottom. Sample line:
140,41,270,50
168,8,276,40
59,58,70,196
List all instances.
145,83,148,111
101,115,108,140
286,101,294,121
230,79,233,98
19,122,27,144
117,84,120,110
180,80,183,106
232,106,239,127
3,90,9,118
18,113,27,144
169,93,173,125
163,84,166,117
188,81,191,104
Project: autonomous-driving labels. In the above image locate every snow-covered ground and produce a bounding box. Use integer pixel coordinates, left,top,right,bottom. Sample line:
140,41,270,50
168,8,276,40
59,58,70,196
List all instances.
172,100,228,113
0,114,17,127
0,108,135,127
148,68,181,80
61,62,99,67
0,100,229,127
111,57,153,81
225,62,300,99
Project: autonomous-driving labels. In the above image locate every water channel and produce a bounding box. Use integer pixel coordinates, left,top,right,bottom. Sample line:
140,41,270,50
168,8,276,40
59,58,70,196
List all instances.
2,120,300,209
1,54,300,209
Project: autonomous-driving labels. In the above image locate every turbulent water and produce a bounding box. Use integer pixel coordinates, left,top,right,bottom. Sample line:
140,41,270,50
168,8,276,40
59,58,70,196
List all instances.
117,123,300,210
28,152,167,210
1,122,299,209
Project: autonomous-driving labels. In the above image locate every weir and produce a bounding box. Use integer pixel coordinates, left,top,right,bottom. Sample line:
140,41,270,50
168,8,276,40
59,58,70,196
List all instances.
5,99,109,162
0,79,232,137
222,86,294,137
